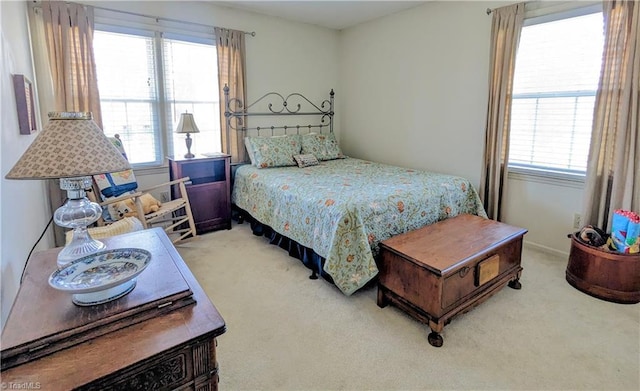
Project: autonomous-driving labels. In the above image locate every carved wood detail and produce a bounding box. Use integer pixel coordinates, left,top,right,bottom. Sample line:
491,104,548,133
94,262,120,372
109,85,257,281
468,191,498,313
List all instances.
193,340,211,377
101,354,187,391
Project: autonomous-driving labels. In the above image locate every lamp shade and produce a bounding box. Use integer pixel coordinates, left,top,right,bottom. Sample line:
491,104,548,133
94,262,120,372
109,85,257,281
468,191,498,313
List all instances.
175,112,200,134
5,112,131,180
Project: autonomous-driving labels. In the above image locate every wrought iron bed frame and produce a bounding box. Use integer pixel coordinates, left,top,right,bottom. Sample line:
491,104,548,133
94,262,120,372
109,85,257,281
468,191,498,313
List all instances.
223,85,334,143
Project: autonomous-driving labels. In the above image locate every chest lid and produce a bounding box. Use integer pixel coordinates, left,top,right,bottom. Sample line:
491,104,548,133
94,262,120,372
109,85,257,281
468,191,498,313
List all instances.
380,214,527,276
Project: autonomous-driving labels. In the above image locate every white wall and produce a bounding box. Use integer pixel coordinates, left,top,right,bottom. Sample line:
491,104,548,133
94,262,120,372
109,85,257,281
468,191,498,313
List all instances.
1,0,54,329
339,0,582,255
502,175,584,255
339,1,493,186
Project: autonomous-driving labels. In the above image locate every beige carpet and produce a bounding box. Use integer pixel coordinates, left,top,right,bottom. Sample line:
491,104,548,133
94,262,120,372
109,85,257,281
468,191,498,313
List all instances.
177,222,640,391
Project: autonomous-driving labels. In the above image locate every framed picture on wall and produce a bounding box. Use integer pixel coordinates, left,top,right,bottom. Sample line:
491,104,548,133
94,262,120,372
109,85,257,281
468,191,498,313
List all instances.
12,74,37,135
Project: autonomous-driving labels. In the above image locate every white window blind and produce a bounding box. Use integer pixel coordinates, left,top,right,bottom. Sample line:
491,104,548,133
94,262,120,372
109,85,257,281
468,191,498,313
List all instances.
508,11,604,176
93,9,220,167
163,37,221,159
94,30,160,165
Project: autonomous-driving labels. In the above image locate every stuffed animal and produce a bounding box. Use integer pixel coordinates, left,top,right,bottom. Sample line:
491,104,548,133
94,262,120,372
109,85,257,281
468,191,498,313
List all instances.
114,193,162,219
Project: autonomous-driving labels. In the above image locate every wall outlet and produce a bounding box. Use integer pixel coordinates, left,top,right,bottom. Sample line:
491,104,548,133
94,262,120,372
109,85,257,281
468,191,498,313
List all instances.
160,191,170,203
573,213,582,229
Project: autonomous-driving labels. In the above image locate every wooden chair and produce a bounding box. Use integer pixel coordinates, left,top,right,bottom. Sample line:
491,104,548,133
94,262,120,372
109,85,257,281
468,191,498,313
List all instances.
88,135,197,245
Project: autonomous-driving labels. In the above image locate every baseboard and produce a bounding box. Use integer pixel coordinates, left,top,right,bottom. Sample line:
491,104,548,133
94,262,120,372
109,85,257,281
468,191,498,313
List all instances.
523,240,569,259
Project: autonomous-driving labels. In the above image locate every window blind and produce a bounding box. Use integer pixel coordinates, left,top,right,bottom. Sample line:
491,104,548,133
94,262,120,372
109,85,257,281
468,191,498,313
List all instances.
163,37,221,159
508,11,604,175
94,30,161,165
93,7,220,166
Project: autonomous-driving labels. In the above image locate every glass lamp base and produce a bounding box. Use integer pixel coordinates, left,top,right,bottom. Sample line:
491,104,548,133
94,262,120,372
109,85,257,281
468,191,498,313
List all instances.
57,228,105,269
54,177,105,269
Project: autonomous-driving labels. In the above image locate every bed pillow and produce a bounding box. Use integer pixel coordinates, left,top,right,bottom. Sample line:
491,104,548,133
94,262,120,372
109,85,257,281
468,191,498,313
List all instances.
293,153,319,168
244,136,257,166
301,132,344,161
249,134,301,168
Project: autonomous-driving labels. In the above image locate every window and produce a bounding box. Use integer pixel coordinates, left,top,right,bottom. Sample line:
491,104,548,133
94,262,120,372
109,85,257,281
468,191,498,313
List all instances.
163,38,221,161
508,9,604,177
93,18,220,167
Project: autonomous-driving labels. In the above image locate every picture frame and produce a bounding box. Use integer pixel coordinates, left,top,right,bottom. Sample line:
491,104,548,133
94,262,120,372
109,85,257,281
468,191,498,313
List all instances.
12,74,37,135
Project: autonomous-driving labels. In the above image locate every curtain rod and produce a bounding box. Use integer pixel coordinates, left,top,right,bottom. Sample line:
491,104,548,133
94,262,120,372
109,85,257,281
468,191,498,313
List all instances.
31,1,256,36
486,1,600,17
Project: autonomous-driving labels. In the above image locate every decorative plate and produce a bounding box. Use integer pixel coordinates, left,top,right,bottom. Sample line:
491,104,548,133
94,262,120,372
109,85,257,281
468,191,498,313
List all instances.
49,248,152,306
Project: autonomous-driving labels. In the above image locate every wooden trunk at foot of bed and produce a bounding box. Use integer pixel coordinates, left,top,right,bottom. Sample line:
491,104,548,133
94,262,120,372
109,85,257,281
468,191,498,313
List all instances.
377,214,527,347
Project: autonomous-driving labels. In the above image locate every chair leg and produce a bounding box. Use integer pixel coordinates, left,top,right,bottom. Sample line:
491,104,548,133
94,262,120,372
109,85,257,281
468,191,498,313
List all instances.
179,182,197,240
134,198,149,229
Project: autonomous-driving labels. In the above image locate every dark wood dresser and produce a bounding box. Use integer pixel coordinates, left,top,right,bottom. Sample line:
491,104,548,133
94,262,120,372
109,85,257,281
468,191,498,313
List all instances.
1,228,226,390
169,154,232,234
377,214,527,347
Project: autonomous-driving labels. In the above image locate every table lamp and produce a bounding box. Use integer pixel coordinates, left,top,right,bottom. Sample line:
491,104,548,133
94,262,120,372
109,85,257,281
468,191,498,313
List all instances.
5,112,131,268
175,112,200,158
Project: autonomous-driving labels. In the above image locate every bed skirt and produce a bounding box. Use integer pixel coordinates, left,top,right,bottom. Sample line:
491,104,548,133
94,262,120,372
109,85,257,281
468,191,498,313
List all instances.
236,207,336,283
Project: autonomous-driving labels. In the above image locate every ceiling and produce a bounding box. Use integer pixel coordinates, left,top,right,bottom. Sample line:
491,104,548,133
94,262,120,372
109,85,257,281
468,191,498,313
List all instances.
211,1,430,30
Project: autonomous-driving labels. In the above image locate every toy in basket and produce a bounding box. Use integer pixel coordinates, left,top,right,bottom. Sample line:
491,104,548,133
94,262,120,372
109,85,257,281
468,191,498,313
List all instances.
610,209,640,254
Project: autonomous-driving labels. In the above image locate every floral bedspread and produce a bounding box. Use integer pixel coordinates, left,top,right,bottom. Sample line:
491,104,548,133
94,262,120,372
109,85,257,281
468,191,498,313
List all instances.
232,158,487,295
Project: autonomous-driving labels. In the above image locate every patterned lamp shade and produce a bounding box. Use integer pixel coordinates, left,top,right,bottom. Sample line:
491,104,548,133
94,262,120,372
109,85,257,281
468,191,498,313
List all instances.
5,112,131,180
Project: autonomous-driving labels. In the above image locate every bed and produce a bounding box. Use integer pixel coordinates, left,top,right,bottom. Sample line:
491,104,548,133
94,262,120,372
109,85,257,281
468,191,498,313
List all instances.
225,87,487,295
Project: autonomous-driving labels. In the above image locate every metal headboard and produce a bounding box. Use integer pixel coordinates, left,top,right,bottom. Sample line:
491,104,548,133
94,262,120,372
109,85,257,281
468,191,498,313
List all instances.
224,85,334,138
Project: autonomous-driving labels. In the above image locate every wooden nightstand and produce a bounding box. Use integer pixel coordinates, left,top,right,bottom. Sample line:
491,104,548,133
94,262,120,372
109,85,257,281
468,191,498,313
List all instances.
0,228,226,390
169,154,232,234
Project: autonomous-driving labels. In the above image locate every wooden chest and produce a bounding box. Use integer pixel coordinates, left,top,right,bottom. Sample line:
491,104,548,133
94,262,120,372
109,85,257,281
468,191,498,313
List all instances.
377,214,527,347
